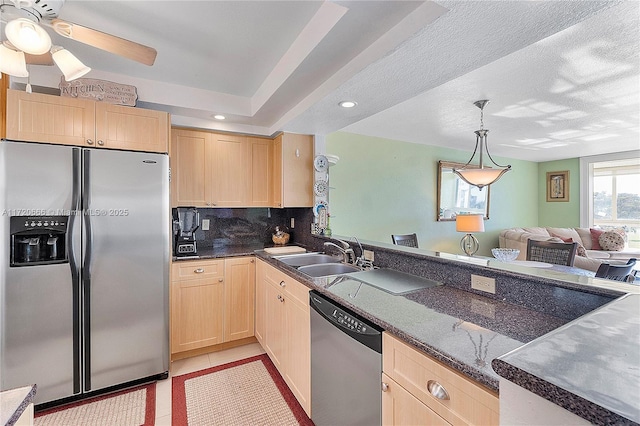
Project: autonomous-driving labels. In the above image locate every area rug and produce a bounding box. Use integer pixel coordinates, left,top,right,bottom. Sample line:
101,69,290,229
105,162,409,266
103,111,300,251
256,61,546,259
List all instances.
34,383,155,426
172,354,313,426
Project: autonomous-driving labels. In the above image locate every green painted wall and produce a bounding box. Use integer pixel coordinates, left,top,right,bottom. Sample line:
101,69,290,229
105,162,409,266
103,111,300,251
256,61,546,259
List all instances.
325,132,539,256
537,158,581,227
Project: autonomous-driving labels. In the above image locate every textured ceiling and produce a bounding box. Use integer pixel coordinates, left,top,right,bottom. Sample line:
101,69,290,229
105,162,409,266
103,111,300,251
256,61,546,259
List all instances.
7,0,638,162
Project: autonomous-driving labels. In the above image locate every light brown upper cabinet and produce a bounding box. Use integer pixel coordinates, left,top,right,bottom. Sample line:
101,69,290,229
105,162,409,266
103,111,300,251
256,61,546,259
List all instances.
5,89,169,153
211,133,250,206
170,128,274,208
273,133,314,208
170,128,211,207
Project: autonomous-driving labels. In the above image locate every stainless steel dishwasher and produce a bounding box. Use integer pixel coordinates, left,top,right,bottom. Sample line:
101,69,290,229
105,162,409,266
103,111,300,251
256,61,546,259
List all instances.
310,290,383,426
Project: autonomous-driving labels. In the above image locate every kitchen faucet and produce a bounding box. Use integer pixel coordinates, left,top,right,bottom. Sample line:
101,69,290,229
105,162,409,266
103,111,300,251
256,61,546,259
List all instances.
323,238,355,264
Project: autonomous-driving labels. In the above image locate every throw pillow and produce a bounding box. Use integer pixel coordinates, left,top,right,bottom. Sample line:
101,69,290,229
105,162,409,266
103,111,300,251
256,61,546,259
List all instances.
551,234,588,257
551,234,573,243
590,228,605,250
599,231,625,251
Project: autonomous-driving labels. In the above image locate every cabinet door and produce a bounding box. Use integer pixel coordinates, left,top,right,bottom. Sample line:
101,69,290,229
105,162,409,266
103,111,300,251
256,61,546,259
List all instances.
171,277,224,354
273,133,313,208
255,260,267,346
170,128,211,207
6,89,95,146
382,374,451,426
211,133,250,206
285,295,311,416
272,135,284,208
250,137,273,206
264,274,286,372
223,257,255,342
95,103,169,153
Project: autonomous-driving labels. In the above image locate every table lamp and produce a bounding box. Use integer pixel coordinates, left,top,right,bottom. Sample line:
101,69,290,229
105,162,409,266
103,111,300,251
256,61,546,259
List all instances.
456,214,485,256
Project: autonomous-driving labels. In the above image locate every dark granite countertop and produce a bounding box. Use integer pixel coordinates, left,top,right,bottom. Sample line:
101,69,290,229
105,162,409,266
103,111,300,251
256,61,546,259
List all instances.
493,293,640,426
0,385,36,426
254,250,569,392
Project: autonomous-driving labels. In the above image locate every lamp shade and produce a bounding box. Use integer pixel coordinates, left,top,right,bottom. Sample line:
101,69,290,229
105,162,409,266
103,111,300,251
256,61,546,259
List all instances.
0,44,29,77
5,18,52,55
454,167,510,188
52,47,91,81
456,214,485,233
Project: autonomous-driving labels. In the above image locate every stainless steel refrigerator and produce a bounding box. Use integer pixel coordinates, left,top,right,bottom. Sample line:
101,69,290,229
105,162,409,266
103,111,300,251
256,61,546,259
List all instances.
0,140,169,405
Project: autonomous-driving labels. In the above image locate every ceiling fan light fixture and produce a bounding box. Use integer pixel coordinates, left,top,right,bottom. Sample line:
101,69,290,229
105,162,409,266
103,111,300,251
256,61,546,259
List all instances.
0,44,29,77
52,46,91,81
5,18,52,55
453,100,511,190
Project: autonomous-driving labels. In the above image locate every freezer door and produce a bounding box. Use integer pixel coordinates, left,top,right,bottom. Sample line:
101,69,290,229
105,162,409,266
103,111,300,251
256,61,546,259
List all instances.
83,149,169,392
0,141,81,404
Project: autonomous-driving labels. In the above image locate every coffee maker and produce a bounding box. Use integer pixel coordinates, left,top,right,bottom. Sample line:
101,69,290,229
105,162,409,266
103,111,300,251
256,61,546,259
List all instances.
173,207,199,256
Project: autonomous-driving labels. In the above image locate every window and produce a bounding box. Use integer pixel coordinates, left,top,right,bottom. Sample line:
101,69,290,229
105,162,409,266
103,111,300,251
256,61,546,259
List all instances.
581,151,640,249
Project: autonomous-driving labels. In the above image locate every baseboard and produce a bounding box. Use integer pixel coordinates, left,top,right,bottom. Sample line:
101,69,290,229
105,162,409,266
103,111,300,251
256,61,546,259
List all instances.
170,337,258,362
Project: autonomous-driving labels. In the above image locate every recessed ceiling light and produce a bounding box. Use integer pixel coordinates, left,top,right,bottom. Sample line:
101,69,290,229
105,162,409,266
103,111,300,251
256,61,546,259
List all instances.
339,101,357,108
213,114,226,120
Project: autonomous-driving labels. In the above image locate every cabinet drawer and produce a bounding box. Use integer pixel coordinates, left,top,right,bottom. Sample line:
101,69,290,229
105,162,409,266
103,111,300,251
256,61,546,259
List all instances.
383,333,499,426
262,261,310,305
172,259,225,281
382,374,451,426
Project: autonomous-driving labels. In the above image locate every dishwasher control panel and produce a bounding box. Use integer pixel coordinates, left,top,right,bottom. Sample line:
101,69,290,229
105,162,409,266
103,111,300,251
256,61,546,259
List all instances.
332,309,368,333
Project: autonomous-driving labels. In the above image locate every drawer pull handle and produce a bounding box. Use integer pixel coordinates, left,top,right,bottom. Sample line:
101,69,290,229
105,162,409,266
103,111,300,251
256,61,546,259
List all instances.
194,268,205,274
381,382,389,392
279,280,286,287
427,380,450,400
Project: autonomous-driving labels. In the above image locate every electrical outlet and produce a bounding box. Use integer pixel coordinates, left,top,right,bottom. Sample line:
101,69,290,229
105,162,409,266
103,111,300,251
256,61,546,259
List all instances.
201,219,210,231
363,250,375,262
471,274,495,294
290,218,295,229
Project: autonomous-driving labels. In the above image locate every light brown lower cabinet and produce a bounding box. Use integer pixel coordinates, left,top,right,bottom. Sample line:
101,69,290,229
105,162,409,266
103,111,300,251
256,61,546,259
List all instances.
382,373,451,426
255,259,311,416
171,257,255,355
382,332,499,426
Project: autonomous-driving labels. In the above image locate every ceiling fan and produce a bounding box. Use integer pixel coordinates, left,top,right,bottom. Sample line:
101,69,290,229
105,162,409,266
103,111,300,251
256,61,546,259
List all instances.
0,0,156,80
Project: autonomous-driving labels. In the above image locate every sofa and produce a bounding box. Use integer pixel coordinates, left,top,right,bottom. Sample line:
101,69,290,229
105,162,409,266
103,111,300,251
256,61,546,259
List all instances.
499,227,640,272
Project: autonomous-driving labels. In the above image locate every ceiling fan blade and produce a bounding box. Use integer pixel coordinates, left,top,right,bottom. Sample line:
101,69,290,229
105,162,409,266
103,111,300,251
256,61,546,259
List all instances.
50,18,157,66
25,51,54,66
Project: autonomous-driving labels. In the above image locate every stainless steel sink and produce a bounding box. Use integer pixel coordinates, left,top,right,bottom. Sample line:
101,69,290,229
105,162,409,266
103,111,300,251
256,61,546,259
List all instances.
276,253,342,267
297,263,361,277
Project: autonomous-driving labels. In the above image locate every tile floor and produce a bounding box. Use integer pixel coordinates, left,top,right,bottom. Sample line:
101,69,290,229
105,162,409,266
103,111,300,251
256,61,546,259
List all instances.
154,343,267,425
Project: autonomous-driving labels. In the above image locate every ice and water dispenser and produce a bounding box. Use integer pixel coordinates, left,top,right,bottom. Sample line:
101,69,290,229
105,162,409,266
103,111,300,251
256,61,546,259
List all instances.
10,216,69,266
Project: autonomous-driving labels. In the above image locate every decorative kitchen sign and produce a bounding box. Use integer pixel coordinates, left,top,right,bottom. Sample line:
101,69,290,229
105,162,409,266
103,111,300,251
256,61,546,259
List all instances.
59,77,138,106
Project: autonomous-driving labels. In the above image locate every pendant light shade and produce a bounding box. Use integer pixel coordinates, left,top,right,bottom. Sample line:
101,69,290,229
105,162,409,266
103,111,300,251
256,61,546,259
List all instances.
52,46,91,81
0,44,29,77
453,100,511,189
5,18,52,55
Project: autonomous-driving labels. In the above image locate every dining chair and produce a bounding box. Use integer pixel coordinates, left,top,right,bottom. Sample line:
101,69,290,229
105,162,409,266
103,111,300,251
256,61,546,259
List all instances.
392,233,419,248
595,258,637,282
526,240,578,266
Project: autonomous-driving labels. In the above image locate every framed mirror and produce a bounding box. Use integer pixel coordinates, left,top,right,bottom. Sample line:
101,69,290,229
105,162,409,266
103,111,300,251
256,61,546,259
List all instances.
437,160,490,221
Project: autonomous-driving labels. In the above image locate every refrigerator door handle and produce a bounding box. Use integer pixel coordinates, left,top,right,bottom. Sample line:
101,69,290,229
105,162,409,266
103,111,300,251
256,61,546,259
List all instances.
82,149,93,391
68,147,82,394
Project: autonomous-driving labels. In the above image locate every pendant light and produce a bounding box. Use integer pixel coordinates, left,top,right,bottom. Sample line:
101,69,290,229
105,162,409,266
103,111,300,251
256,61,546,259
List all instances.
453,100,511,189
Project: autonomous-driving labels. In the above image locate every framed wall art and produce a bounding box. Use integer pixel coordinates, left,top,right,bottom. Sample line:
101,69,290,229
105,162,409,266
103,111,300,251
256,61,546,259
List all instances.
546,170,569,202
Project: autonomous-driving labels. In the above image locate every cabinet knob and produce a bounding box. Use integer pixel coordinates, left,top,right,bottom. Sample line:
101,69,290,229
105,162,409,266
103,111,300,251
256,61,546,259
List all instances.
427,380,450,400
97,140,104,146
277,294,284,303
218,278,223,282
250,259,255,263
279,280,286,287
194,268,205,274
381,382,389,392
86,139,94,145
